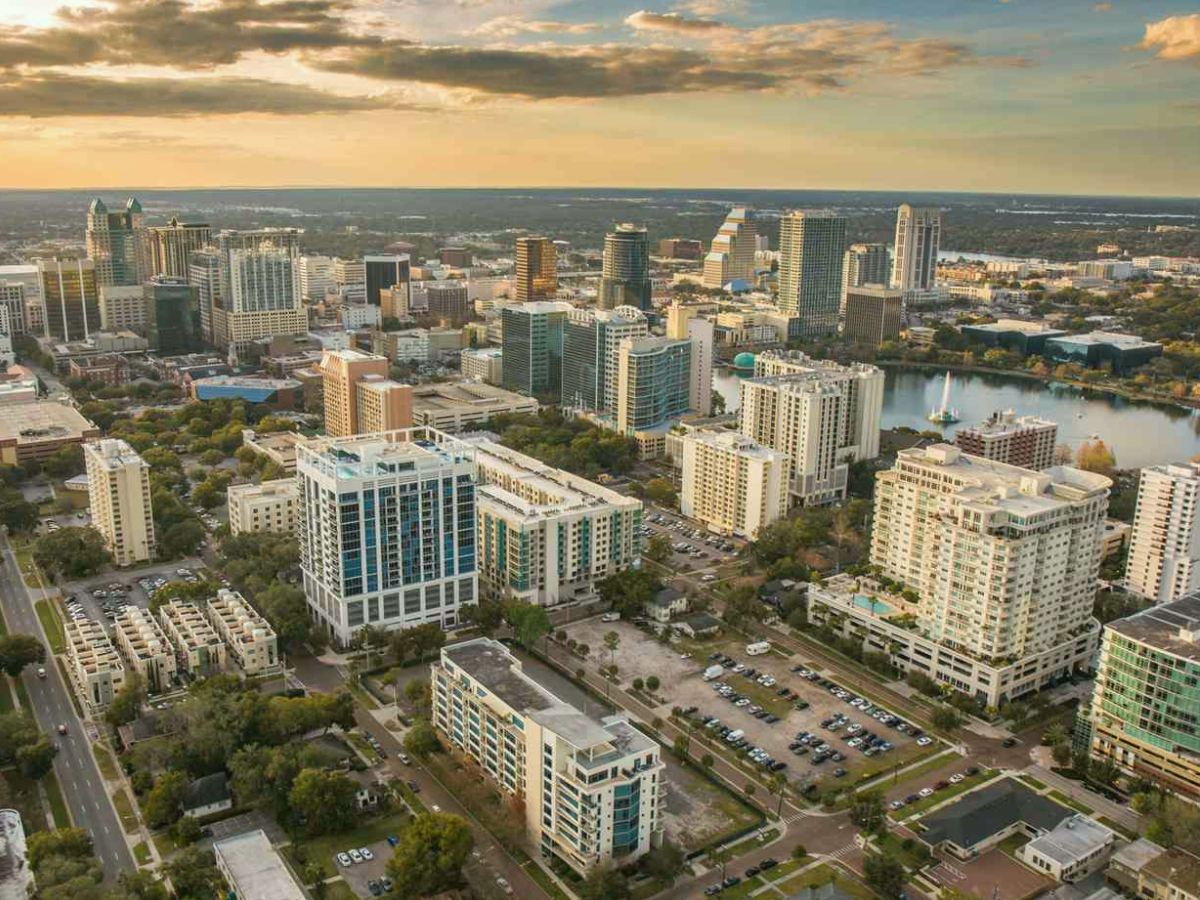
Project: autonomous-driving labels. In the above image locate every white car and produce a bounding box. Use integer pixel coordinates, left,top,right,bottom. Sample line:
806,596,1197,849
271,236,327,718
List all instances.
431,804,441,813
918,788,933,798
337,853,352,867
359,847,374,861
496,876,513,895
917,737,933,746
348,849,363,863
949,773,964,784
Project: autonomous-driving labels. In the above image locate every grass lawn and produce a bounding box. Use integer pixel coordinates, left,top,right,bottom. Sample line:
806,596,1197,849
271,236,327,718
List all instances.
875,832,931,871
1098,816,1138,840
4,771,49,833
292,811,410,878
523,860,572,900
43,770,71,828
133,841,152,866
875,749,958,787
15,550,42,588
348,681,380,710
899,770,999,818
152,831,176,859
93,744,120,781
830,741,947,795
35,600,66,654
999,833,1031,857
393,780,427,814
726,827,779,861
631,876,672,900
112,788,140,834
1018,775,1047,791
777,864,875,900
13,678,31,712
1049,790,1094,815
322,881,359,900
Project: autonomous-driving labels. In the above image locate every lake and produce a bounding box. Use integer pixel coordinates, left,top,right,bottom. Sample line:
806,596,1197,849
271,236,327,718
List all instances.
713,365,1200,470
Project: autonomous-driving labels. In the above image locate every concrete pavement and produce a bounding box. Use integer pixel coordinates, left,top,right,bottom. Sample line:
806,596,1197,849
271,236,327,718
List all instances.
0,532,135,879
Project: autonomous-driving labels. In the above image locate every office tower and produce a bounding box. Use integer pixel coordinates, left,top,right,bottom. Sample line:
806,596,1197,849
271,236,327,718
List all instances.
0,265,41,335
440,247,471,268
501,301,572,399
1083,597,1200,797
319,348,413,437
742,351,884,505
38,258,100,341
561,306,648,411
666,303,714,417
228,479,299,536
189,248,221,346
892,205,942,292
379,285,410,321
432,639,664,874
842,243,891,304
702,206,758,289
1125,463,1200,604
84,438,156,567
954,410,1058,471
365,255,410,309
0,307,12,366
333,258,365,302
680,431,787,540
467,437,642,606
147,217,212,279
599,224,652,311
616,337,692,436
0,282,26,340
219,244,305,357
86,197,147,287
843,285,903,345
145,277,201,355
514,236,557,303
777,210,846,338
658,238,703,260
297,255,335,302
296,428,478,645
98,286,147,334
425,283,471,321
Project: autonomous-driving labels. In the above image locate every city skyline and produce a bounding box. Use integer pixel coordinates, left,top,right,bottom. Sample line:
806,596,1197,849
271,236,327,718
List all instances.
0,1,1197,194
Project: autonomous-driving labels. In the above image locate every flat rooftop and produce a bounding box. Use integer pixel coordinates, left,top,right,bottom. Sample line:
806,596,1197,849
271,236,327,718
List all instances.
1024,815,1112,864
191,375,300,390
1107,594,1200,663
967,320,1065,335
85,438,146,471
1049,330,1161,350
412,382,532,412
684,430,785,461
0,401,97,445
213,829,305,900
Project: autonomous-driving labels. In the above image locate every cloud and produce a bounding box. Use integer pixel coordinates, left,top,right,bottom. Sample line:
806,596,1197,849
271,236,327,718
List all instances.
1092,3,1112,11
1140,14,1200,62
470,17,602,38
674,0,749,15
0,72,396,118
625,10,735,36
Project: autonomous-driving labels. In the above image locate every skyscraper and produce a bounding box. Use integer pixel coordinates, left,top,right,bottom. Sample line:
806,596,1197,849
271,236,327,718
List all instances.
842,243,891,307
147,217,212,279
616,336,692,436
501,301,572,400
212,229,304,355
189,248,221,346
144,277,201,355
297,255,335,302
84,438,156,567
1125,462,1200,604
0,265,42,336
666,303,714,417
38,258,100,341
319,348,413,437
334,258,365,302
86,197,147,288
777,210,846,339
842,285,903,345
599,224,651,311
892,205,942,292
365,255,410,308
702,206,758,289
514,236,557,303
561,306,648,411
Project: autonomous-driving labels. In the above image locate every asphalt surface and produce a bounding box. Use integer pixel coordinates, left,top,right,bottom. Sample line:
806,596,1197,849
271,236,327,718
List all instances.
0,531,135,878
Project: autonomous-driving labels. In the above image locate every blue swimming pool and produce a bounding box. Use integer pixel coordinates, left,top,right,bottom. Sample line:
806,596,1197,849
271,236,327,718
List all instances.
852,595,894,615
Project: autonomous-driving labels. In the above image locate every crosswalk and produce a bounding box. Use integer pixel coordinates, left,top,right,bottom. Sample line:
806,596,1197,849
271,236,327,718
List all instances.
826,843,858,863
782,810,810,825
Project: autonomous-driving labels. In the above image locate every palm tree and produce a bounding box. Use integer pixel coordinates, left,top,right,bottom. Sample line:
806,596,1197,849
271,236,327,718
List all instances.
831,511,856,574
769,772,789,819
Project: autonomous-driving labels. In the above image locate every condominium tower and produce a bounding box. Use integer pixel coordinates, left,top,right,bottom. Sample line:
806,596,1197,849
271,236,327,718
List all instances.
213,229,304,355
147,217,212,279
1125,462,1200,604
84,438,156,566
702,207,758,289
515,237,558,303
892,205,942,293
319,348,413,437
616,337,692,436
777,210,846,338
561,306,648,411
680,431,788,540
86,197,147,287
296,428,478,646
432,639,664,874
145,277,201,355
954,410,1058,471
501,301,572,400
666,304,714,418
842,243,891,303
599,225,652,311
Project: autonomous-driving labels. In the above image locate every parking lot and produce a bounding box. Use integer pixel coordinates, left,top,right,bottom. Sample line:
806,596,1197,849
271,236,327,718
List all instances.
565,619,940,796
61,564,212,623
336,840,394,897
639,508,744,573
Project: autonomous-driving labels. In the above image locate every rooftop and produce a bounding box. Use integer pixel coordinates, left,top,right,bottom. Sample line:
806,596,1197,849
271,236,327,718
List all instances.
683,430,785,461
918,778,1073,851
1107,594,1200,663
213,829,306,900
412,382,534,413
298,427,473,481
958,409,1057,436
1109,837,1165,874
462,348,503,359
228,479,298,501
0,401,97,445
1049,331,1161,350
191,375,300,391
965,319,1066,335
1143,849,1200,896
184,772,232,812
84,438,146,472
1023,815,1112,864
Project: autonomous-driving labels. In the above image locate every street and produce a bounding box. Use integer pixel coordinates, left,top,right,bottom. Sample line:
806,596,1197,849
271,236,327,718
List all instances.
0,531,135,879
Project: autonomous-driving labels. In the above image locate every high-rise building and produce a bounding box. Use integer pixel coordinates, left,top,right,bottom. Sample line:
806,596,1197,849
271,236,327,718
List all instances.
777,210,846,338
843,285,903,345
616,336,692,436
742,351,884,506
334,258,365,303
658,238,703,260
425,283,471,321
1082,596,1200,798
892,205,942,292
842,243,891,306
0,264,42,335
702,206,758,289
319,348,412,437
432,639,664,874
561,306,648,411
147,217,212,279
86,197,147,288
84,438,156,567
145,277,201,355
467,437,642,606
189,248,221,346
98,285,147,335
501,301,572,400
440,247,472,268
666,303,714,417
218,245,306,356
296,428,478,646
1125,463,1200,604
297,255,335,302
365,255,410,308
680,431,788,540
514,236,558,303
954,410,1058,471
599,225,652,311
38,258,100,341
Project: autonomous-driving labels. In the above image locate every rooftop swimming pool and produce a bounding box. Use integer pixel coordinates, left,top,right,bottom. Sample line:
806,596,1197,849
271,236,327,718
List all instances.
852,594,894,615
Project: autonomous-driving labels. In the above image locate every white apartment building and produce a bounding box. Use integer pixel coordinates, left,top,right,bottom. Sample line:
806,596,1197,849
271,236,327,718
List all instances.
158,599,227,675
0,264,43,335
334,258,366,302
297,428,479,647
1020,816,1114,883
1125,462,1200,604
227,478,299,536
206,589,280,675
0,370,38,405
433,639,664,875
297,255,335,301
339,303,381,331
113,606,177,693
466,438,642,607
84,438,156,566
461,348,504,385
64,618,126,713
98,285,147,334
892,205,942,292
214,830,306,900
0,307,12,367
680,431,788,540
389,329,430,363
741,351,884,505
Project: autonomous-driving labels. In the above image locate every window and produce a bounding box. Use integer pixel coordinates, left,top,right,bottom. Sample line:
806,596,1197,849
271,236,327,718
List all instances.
347,600,364,627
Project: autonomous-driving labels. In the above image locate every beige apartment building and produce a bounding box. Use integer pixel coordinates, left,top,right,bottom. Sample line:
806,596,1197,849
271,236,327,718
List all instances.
65,618,126,713
319,348,412,437
356,375,413,433
680,431,788,540
227,478,299,535
207,589,280,675
113,606,177,693
84,438,156,566
98,285,148,334
460,348,503,385
1125,462,1200,604
158,599,228,675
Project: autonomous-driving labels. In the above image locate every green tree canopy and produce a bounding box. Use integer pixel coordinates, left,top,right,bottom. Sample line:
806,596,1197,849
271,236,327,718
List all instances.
385,812,474,898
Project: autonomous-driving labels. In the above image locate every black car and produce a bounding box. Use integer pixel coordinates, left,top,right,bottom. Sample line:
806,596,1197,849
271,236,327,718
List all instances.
834,768,847,777
770,761,788,772
777,688,791,696
795,700,810,710
684,706,698,716
1002,737,1017,747
745,866,761,878
803,784,819,795
723,877,741,888
905,794,920,804
792,747,809,756
765,715,779,724
710,652,722,660
406,780,420,792
966,766,980,776
704,887,722,897
760,859,778,870
832,752,846,762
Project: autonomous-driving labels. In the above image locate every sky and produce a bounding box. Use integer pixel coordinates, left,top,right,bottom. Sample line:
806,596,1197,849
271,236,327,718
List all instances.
0,0,1197,195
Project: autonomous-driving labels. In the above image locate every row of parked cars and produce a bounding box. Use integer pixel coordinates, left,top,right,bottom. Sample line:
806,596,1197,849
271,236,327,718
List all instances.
888,768,980,811
791,665,933,747
702,858,779,895
697,713,789,774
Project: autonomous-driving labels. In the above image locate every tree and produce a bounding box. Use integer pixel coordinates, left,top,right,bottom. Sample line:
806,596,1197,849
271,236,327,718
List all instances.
16,736,58,780
0,633,45,677
171,815,203,847
403,718,440,759
792,844,808,860
106,672,145,727
503,599,552,650
633,677,644,692
863,852,906,900
164,847,224,900
0,489,38,533
598,569,664,620
851,791,886,834
579,866,631,900
644,478,677,507
931,705,963,732
116,870,169,900
144,769,189,828
645,534,672,564
1076,440,1117,477
32,527,110,581
0,711,41,765
640,839,685,881
603,630,620,669
646,675,660,692
1052,741,1073,767
199,449,226,466
256,583,317,651
289,768,358,835
161,519,206,558
386,812,474,898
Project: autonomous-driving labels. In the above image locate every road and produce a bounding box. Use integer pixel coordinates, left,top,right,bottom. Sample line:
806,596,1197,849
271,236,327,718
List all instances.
0,531,135,878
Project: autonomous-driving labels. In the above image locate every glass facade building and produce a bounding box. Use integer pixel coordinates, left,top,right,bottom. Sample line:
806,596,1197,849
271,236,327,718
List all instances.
777,210,846,339
599,225,652,311
501,301,571,400
616,337,692,435
365,255,411,308
145,277,201,355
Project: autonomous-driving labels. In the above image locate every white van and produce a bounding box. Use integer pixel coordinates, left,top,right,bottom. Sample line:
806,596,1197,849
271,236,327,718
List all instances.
601,612,620,623
745,641,771,656
725,729,744,743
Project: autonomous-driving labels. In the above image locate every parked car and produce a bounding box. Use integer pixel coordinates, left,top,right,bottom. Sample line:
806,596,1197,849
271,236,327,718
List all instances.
337,853,352,867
